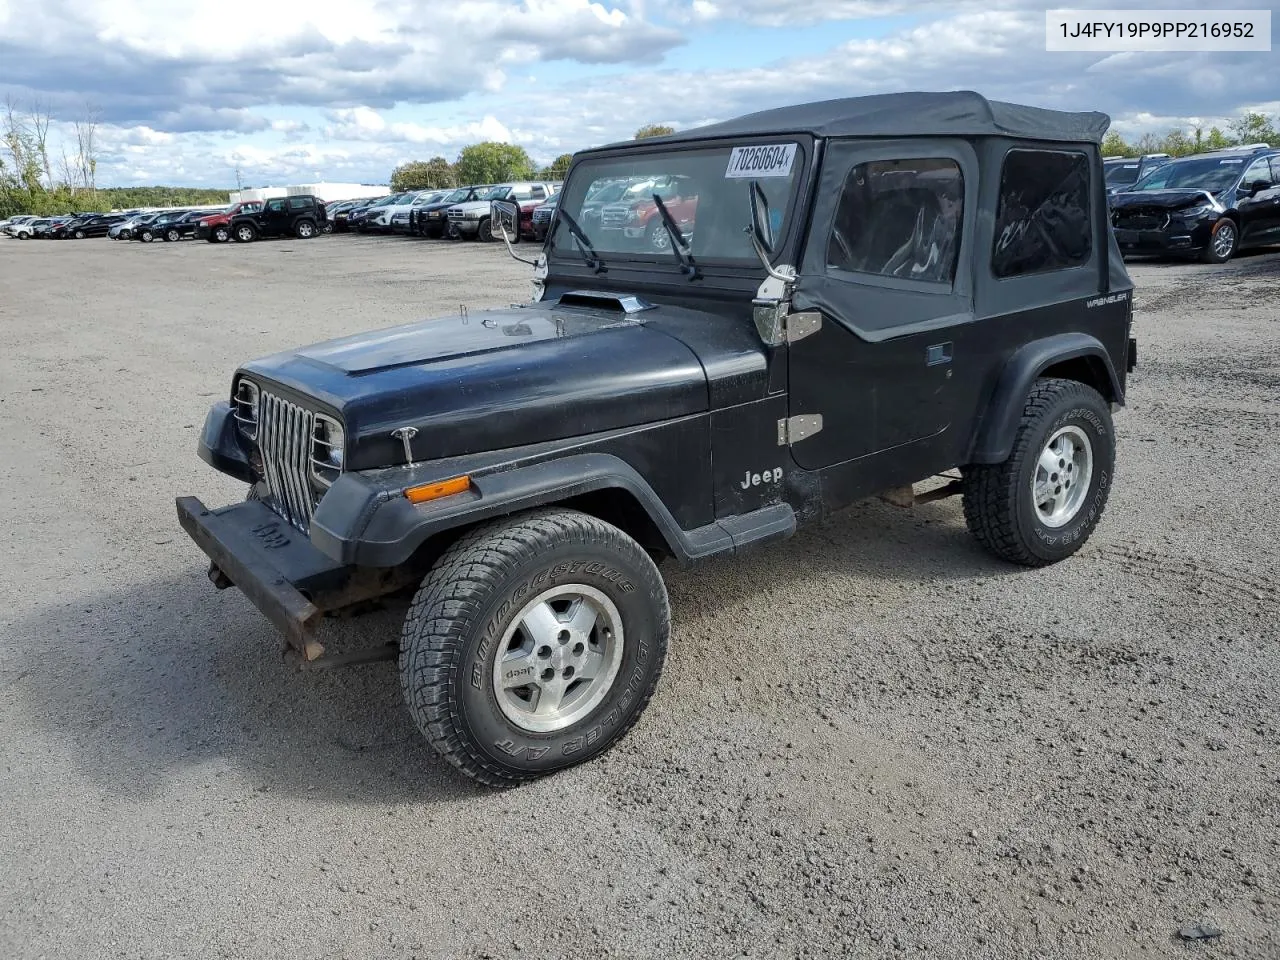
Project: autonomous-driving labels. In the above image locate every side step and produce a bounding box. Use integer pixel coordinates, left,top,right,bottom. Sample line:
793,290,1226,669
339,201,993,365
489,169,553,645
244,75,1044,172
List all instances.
878,477,964,508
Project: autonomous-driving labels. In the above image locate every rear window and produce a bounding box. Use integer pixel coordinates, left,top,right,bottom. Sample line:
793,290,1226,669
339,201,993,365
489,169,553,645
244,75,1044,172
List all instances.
992,149,1092,278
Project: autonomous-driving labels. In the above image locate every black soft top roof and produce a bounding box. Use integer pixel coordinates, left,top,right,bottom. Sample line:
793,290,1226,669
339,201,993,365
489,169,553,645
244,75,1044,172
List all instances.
618,91,1109,147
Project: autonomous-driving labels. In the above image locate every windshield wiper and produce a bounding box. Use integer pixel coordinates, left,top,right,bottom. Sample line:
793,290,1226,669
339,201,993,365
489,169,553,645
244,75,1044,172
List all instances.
550,207,606,274
651,193,699,280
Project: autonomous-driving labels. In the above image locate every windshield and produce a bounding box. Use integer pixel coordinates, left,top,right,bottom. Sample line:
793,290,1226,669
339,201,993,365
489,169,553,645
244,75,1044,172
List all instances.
1131,157,1246,193
474,185,510,201
552,141,803,264
442,188,471,202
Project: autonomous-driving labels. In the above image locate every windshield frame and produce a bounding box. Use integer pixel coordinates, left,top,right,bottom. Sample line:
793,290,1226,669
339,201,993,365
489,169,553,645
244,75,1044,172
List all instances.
547,134,814,282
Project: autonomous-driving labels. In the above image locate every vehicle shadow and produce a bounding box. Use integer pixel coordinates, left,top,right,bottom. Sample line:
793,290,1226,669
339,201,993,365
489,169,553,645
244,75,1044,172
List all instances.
7,495,1005,804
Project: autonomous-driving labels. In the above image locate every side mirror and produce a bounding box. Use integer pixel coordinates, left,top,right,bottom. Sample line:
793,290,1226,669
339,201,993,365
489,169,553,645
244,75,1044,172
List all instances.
748,181,774,252
1248,179,1271,196
490,199,536,267
491,200,519,242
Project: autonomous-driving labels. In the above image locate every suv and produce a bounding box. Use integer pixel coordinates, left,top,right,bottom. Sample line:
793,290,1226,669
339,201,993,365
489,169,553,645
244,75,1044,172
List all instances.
177,91,1135,787
1109,145,1280,262
230,195,327,242
1103,153,1171,194
197,201,265,243
446,182,554,241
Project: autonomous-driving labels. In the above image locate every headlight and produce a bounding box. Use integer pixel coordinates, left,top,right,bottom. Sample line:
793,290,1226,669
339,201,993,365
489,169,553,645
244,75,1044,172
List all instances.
1179,204,1215,219
427,211,442,218
311,414,345,485
232,379,259,439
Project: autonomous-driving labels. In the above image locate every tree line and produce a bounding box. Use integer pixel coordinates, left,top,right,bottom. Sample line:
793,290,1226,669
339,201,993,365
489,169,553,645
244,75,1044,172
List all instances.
388,124,676,192
1102,112,1276,158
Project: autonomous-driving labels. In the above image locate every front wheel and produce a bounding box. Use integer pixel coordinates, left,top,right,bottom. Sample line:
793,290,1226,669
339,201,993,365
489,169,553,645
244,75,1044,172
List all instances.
213,226,230,242
74,229,85,239
234,223,256,243
1201,218,1237,264
400,509,670,787
962,378,1114,567
140,230,154,243
476,217,493,242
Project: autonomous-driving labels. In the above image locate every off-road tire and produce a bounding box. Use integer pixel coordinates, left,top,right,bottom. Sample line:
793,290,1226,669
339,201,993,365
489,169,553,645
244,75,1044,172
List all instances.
295,219,316,239
1201,217,1237,264
962,378,1114,567
399,508,670,787
477,217,493,242
234,223,257,243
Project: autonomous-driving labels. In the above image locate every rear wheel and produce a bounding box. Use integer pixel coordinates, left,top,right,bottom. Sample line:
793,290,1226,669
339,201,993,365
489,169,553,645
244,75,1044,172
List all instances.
295,219,316,239
1201,218,1237,263
962,378,1114,567
399,508,670,786
234,223,257,243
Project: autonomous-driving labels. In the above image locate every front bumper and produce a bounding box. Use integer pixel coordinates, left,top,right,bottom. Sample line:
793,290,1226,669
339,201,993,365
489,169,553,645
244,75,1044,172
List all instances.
450,219,481,235
1112,220,1214,255
176,495,348,658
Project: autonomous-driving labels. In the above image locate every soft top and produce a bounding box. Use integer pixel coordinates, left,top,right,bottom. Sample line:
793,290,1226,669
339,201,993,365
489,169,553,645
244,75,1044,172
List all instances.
616,91,1109,147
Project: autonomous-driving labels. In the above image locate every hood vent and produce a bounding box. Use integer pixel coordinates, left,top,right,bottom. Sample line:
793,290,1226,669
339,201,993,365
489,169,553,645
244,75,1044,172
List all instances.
556,291,655,314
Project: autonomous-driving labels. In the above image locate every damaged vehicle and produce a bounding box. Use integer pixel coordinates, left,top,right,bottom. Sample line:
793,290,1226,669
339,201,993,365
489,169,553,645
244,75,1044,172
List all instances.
177,91,1135,787
1109,144,1280,262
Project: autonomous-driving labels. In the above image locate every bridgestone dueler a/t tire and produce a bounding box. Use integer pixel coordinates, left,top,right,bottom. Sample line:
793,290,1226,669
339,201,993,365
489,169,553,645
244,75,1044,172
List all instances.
399,509,670,786
962,378,1114,567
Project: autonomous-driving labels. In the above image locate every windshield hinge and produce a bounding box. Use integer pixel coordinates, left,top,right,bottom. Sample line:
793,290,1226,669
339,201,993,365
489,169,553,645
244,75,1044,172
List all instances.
777,414,823,446
785,311,821,343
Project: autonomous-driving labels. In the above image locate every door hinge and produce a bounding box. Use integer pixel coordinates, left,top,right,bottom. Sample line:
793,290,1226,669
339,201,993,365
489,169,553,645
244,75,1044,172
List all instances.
777,414,824,446
785,311,821,343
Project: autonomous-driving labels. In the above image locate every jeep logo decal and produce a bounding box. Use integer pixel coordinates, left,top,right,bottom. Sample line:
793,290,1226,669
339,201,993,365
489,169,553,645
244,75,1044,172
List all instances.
741,467,783,489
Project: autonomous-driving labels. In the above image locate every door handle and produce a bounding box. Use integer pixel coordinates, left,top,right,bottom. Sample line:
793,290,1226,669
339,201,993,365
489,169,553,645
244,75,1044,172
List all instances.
926,342,953,366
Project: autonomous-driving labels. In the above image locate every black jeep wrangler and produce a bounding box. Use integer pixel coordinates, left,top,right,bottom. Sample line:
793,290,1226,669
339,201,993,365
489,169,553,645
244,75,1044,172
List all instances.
177,91,1136,786
230,195,327,242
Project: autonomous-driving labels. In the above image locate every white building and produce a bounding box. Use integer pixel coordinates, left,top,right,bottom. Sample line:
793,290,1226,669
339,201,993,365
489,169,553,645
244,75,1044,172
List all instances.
229,182,388,204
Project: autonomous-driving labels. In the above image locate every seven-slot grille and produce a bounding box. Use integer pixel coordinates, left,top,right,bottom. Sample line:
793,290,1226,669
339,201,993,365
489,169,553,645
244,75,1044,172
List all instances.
446,207,466,221
599,204,632,228
257,391,320,532
1112,208,1171,231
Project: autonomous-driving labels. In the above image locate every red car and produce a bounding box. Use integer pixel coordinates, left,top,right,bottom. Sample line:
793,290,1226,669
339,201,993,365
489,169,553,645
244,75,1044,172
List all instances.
596,175,698,252
195,201,265,243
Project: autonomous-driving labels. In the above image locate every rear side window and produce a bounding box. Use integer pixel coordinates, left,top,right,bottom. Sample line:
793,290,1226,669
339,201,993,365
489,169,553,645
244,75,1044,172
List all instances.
826,158,964,285
286,197,312,210
992,149,1091,278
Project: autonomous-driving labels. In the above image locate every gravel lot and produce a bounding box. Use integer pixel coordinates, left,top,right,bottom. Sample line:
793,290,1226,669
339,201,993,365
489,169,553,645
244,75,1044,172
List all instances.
1,234,1277,960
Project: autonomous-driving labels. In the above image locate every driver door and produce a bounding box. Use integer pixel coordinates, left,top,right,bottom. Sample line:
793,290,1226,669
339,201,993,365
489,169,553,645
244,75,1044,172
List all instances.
1237,156,1280,246
787,140,976,471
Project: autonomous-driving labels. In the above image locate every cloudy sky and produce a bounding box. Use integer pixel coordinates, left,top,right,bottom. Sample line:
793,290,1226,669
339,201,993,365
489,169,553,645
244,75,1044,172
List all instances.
0,0,1276,188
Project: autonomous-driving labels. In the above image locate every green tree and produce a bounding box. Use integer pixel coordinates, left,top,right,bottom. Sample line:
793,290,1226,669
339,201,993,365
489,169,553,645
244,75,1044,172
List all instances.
1230,112,1277,146
634,124,674,139
1101,131,1133,157
390,156,456,191
537,153,574,181
454,142,535,185
1161,128,1195,157
1205,127,1235,150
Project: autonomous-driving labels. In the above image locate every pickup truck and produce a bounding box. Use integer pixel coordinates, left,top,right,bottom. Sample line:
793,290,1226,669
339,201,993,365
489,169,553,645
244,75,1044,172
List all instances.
445,182,555,241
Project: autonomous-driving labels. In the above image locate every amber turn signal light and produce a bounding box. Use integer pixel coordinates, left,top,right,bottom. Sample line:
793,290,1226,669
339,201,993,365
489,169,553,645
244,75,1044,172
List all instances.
404,475,471,504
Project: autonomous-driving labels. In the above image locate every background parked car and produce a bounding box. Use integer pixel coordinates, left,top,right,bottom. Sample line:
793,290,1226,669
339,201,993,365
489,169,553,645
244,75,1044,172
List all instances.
10,216,46,238
389,190,449,234
196,201,265,243
529,192,560,241
109,213,158,240
1105,154,1173,195
135,210,192,242
230,195,327,242
331,196,383,232
3,215,39,237
411,185,493,238
1110,144,1280,263
61,213,129,239
446,182,555,241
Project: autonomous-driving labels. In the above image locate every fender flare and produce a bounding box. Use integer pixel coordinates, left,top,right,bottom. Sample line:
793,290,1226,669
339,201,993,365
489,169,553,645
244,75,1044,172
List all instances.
968,333,1122,464
309,453,699,568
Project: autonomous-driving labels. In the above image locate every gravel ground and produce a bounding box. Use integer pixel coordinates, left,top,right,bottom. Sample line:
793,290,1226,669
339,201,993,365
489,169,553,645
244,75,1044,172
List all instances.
1,234,1277,960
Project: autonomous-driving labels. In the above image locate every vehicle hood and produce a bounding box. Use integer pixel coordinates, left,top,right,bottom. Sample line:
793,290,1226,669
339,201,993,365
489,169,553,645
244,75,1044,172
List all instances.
448,200,491,215
1109,189,1221,212
240,301,715,471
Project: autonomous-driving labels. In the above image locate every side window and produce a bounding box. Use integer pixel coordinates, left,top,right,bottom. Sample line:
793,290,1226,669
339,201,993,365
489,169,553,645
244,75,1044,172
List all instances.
531,186,546,199
266,199,285,213
286,197,311,211
1242,157,1272,187
992,149,1091,278
512,188,533,201
826,158,964,285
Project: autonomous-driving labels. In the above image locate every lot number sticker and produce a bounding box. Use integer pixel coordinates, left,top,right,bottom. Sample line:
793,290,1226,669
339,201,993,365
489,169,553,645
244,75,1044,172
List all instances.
726,144,797,179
